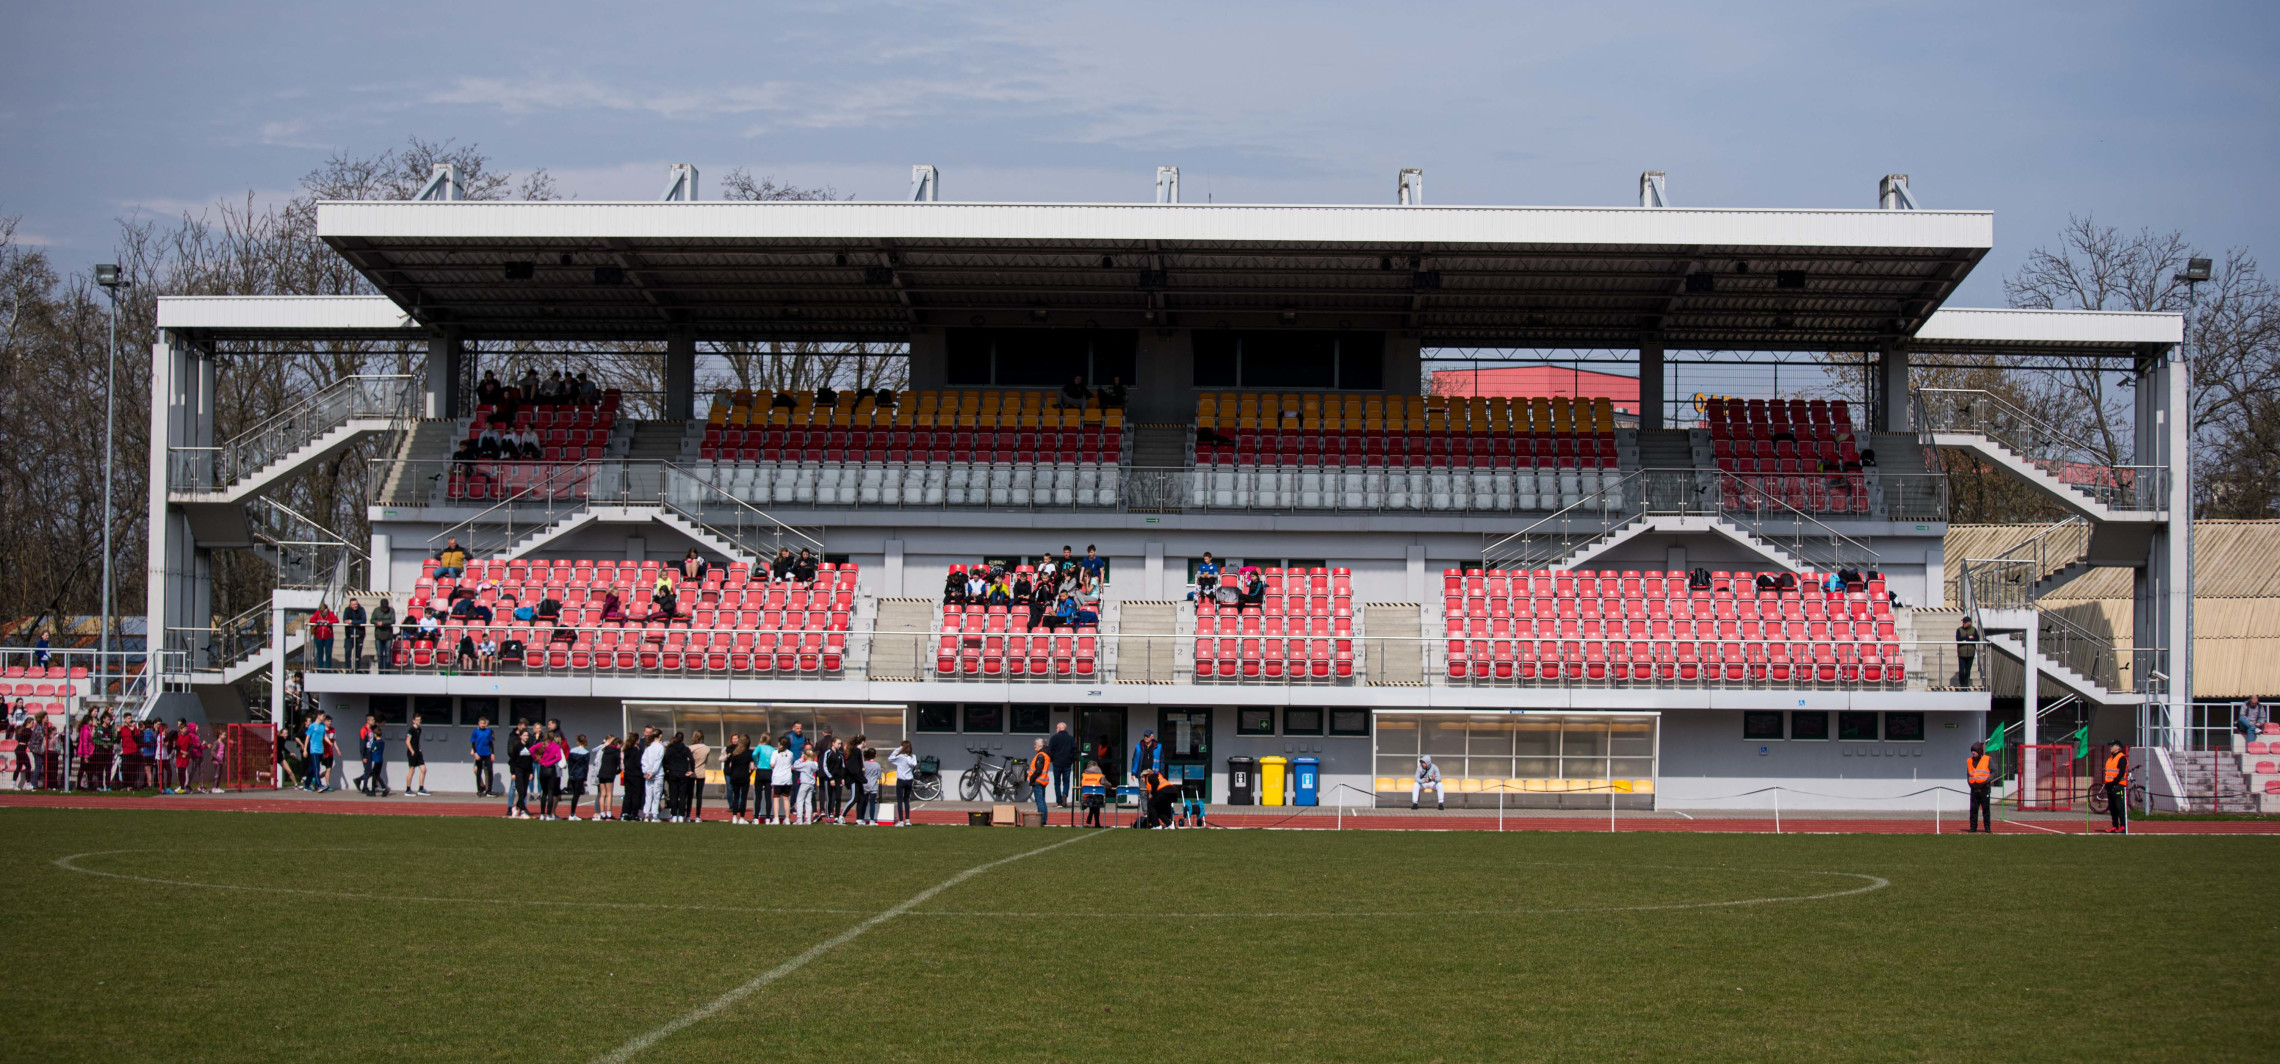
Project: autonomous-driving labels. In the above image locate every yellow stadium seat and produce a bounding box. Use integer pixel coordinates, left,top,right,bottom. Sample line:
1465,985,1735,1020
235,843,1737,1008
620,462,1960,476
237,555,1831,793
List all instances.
1458,778,1483,793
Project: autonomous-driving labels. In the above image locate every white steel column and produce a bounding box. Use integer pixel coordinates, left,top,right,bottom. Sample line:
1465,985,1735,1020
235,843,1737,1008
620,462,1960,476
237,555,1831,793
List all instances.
2133,343,2191,748
1878,341,1911,434
269,598,289,726
424,328,462,418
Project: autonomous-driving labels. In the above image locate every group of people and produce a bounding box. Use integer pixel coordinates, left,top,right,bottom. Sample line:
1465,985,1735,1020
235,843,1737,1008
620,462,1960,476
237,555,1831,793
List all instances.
475,367,605,412
455,718,925,826
1191,552,1268,611
1057,374,1128,410
943,545,1107,630
7,706,220,793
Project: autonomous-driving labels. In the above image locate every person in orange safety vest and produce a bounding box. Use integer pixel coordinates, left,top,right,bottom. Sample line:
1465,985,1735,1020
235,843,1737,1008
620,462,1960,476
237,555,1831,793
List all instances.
2100,742,2130,833
1027,738,1052,822
1966,743,1995,833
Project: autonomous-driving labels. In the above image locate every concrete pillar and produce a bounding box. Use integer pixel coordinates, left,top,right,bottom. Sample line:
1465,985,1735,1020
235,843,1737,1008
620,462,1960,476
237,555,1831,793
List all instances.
369,532,393,593
1404,545,1426,601
1638,341,1665,430
907,330,949,390
1877,342,1911,434
1145,542,1165,598
884,539,906,597
269,599,289,726
1131,328,1193,424
424,328,462,418
150,333,218,672
1386,333,1424,396
664,327,697,420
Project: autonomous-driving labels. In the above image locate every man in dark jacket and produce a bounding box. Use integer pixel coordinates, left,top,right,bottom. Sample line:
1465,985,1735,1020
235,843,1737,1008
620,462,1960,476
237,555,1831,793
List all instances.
370,599,396,673
1047,721,1079,807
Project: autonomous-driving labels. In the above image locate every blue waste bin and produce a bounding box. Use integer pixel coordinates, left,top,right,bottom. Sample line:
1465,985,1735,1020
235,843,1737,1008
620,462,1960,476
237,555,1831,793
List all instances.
1292,757,1320,806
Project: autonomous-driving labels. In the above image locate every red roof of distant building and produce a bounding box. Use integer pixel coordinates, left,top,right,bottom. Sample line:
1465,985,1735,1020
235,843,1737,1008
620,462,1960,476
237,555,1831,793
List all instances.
1430,366,1639,413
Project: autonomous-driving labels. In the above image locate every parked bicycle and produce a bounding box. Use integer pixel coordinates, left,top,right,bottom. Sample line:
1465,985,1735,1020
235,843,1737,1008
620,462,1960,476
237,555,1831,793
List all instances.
957,745,1031,803
908,755,944,802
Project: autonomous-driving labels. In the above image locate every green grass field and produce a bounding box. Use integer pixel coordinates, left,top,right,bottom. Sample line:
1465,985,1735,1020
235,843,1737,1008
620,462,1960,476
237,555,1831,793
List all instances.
2,808,2272,1063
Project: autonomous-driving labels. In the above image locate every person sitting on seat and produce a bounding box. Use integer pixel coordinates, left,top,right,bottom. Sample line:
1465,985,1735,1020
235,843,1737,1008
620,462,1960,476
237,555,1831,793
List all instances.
770,391,797,410
771,547,797,582
793,548,818,583
477,371,503,407
517,428,544,460
456,632,480,672
651,573,678,619
943,568,967,605
1011,572,1034,605
1238,570,1266,612
1098,376,1128,409
435,539,469,581
1058,375,1091,410
872,387,897,408
476,426,504,459
814,385,839,407
964,570,988,603
986,575,1013,606
599,590,626,622
679,549,708,583
1412,755,1445,811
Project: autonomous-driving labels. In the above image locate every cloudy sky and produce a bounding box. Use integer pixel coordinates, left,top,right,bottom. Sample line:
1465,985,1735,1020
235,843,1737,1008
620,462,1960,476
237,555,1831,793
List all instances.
5,0,2276,310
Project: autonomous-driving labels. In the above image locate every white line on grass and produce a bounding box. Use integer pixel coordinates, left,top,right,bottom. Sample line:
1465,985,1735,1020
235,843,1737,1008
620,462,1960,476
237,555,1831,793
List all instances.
591,831,1099,1064
2006,820,2069,835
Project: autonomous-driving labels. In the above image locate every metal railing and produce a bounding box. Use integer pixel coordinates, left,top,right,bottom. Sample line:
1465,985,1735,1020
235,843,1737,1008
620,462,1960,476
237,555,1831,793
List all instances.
170,375,414,492
1956,516,2091,611
1914,388,2168,512
400,458,826,560
252,497,366,592
661,466,825,556
291,616,1977,694
1481,469,1880,574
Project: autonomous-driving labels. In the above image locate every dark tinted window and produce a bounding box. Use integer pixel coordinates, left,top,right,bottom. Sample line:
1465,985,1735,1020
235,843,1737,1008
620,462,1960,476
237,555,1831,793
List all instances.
946,330,992,385
1329,710,1371,737
1241,333,1339,388
1193,332,1238,387
1838,711,1879,741
369,695,408,725
945,329,1138,387
414,695,454,726
1283,708,1325,735
1789,711,1829,741
962,703,1003,733
1009,705,1051,734
1884,712,1925,742
1236,708,1275,735
1337,332,1385,389
1743,711,1785,740
915,704,958,733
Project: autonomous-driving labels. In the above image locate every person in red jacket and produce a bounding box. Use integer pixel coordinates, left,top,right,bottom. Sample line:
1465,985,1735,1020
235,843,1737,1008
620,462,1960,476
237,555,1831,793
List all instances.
309,604,338,671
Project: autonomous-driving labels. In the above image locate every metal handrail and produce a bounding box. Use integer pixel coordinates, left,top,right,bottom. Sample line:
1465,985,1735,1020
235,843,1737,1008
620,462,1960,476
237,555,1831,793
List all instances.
1913,388,2168,512
663,464,825,554
1482,471,1644,571
173,374,413,491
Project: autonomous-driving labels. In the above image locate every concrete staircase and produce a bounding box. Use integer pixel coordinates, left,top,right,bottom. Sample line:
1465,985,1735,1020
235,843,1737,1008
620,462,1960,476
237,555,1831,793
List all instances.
1131,426,1190,470
2167,749,2260,813
1115,600,1179,683
1978,628,2144,707
865,598,936,681
1363,603,1422,685
381,418,461,506
1633,429,1696,472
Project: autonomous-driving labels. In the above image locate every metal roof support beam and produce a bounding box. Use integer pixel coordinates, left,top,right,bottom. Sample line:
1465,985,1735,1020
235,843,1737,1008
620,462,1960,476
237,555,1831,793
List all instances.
1398,168,1424,205
424,327,462,418
659,163,700,202
1638,340,1665,430
664,327,696,419
1640,171,1669,208
415,164,463,202
1880,174,1918,210
1155,167,1180,205
1876,340,1910,433
910,165,940,202
2133,343,2190,747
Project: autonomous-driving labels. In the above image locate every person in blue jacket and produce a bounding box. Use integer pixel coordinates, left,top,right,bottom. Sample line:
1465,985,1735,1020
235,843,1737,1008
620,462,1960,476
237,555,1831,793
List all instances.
751,732,775,823
1129,729,1163,780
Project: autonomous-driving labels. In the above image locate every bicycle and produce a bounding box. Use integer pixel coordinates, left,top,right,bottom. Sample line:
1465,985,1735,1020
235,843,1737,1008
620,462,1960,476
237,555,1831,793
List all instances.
2084,781,2146,816
909,755,944,802
957,746,1031,803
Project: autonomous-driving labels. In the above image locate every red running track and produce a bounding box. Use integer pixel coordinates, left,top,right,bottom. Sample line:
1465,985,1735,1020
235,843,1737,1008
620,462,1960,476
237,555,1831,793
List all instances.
4,793,2278,834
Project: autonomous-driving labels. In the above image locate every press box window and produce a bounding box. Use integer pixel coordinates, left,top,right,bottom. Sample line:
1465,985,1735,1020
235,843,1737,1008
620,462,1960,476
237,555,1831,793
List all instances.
1789,711,1829,741
415,695,455,726
1283,708,1325,735
946,328,1138,388
1236,708,1276,736
1009,705,1051,734
369,695,408,725
1328,710,1371,737
1883,712,1926,742
1192,331,1386,390
915,704,958,733
1743,711,1786,741
1837,711,1880,742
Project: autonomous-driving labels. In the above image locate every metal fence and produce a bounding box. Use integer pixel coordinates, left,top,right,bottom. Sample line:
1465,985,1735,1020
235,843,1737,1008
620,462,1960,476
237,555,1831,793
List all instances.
171,375,413,492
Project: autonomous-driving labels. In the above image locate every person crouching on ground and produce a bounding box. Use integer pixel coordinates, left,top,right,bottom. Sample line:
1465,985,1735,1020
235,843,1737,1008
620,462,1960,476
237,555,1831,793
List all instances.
1079,761,1107,828
1413,755,1444,811
1144,769,1182,828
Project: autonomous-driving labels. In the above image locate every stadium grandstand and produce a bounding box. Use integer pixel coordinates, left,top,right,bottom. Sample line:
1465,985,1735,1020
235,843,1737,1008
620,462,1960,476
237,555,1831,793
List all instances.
135,164,2211,812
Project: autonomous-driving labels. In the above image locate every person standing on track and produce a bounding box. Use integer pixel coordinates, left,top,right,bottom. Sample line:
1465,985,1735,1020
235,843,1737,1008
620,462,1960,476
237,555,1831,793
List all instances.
404,713,429,796
565,735,592,821
750,732,774,824
770,735,796,824
792,743,821,823
641,729,669,822
1412,755,1445,811
595,735,621,821
507,723,536,819
620,731,648,822
1965,742,1994,833
1047,721,1078,808
468,717,496,797
2100,741,2130,834
533,729,565,821
889,740,919,826
1027,737,1051,822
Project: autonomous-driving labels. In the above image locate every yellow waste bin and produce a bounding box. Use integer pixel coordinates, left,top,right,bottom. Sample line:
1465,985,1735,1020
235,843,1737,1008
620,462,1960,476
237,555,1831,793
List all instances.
1260,756,1290,806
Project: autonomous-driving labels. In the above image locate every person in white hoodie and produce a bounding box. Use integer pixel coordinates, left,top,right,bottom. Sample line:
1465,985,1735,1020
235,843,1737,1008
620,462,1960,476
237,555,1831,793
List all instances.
769,735,795,823
640,729,668,822
1412,755,1444,811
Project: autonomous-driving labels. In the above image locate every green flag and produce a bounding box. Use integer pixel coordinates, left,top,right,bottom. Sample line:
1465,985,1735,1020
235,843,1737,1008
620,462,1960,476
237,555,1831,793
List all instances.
2067,726,2091,760
1985,721,2006,750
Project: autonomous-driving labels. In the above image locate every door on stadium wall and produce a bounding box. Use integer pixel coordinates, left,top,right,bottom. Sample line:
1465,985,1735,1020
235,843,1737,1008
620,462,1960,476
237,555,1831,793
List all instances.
1159,708,1212,801
1081,707,1126,787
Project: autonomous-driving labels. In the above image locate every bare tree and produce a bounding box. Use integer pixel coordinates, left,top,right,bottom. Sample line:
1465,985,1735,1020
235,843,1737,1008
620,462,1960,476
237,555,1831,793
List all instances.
704,170,906,403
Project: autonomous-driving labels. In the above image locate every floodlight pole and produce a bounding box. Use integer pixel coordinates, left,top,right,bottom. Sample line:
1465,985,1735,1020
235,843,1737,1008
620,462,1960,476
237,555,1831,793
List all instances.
95,265,131,773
